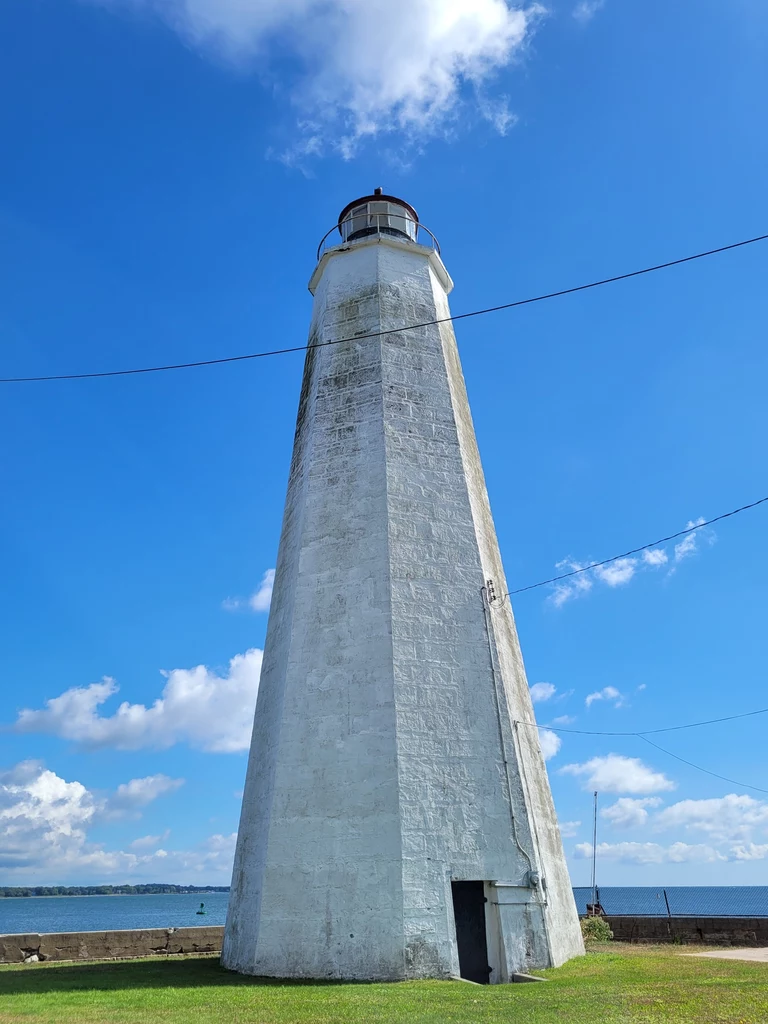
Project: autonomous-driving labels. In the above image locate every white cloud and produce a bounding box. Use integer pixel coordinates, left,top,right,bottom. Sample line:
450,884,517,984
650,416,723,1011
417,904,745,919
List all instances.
642,549,668,567
550,561,594,607
107,775,185,815
654,795,768,844
223,569,275,613
250,569,275,612
529,682,556,703
731,843,768,861
574,840,726,865
602,797,662,829
0,762,227,882
573,0,604,22
672,518,715,567
593,558,637,587
14,649,263,753
95,0,544,153
129,830,171,851
549,520,706,608
538,728,562,761
552,715,576,726
560,754,676,795
585,685,623,708
559,820,581,838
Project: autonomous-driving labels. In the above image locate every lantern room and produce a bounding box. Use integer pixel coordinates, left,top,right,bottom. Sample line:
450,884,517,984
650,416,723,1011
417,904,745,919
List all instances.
337,188,418,244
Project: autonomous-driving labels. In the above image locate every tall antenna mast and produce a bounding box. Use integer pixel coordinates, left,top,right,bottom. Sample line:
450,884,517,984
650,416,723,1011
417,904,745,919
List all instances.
591,791,598,914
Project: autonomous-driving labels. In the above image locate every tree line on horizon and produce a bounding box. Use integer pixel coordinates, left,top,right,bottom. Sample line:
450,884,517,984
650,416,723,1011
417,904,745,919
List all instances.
0,884,231,897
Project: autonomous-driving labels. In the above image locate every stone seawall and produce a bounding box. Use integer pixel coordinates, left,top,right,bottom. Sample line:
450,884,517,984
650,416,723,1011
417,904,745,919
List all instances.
0,926,224,964
605,917,768,946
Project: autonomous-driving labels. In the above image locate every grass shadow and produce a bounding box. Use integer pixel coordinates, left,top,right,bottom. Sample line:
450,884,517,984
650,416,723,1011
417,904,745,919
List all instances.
0,956,383,995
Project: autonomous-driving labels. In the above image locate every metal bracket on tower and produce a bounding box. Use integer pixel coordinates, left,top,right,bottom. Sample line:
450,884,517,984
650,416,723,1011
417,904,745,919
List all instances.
486,579,497,604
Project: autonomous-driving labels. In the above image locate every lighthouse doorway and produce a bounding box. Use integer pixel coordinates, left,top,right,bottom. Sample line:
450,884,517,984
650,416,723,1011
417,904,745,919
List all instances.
451,881,492,984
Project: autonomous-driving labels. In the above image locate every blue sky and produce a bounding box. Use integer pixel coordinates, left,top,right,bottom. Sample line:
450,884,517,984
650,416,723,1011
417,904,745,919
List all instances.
1,0,767,888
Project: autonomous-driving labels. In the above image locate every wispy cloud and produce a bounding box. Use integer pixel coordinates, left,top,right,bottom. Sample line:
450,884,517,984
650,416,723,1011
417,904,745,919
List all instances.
93,0,545,157
549,519,714,607
669,518,716,573
559,820,581,838
585,685,624,709
14,649,263,753
574,840,726,864
573,0,605,23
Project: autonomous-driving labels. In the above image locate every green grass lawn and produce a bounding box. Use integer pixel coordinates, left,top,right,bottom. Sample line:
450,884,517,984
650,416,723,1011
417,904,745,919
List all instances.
0,944,765,1024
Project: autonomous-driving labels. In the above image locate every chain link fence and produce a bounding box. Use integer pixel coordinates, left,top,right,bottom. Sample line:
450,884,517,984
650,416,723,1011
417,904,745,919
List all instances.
573,886,768,918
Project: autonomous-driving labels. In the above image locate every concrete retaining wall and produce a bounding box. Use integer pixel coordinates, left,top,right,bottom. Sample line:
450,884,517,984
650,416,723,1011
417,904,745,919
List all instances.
605,917,768,946
0,926,224,963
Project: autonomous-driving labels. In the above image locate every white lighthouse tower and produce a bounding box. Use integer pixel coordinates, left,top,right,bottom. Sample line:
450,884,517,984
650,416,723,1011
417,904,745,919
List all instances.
223,191,583,983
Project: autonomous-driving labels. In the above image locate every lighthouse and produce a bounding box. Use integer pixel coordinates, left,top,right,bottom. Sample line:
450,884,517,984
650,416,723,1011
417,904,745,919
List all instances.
222,190,583,982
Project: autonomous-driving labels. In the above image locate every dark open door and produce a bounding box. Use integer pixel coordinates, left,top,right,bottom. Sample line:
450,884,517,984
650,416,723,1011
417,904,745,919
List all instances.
451,881,491,984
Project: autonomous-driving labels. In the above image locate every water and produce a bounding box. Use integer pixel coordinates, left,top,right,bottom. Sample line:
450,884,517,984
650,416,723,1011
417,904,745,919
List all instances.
2,886,766,935
0,891,230,935
572,886,768,918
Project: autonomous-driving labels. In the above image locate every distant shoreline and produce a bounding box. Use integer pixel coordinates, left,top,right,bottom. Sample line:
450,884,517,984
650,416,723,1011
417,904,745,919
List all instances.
0,891,230,900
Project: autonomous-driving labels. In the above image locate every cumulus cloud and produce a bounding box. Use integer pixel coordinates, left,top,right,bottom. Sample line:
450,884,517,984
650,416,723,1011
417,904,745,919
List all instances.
549,520,712,607
223,569,275,613
94,0,544,154
0,761,219,880
538,728,562,761
642,549,668,567
574,840,726,865
602,797,662,829
654,795,768,844
529,682,556,703
731,843,768,861
573,0,605,22
560,754,676,795
14,649,263,753
585,685,624,709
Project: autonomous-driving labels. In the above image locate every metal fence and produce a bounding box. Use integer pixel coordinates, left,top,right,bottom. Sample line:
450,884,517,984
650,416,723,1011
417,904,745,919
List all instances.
572,886,768,918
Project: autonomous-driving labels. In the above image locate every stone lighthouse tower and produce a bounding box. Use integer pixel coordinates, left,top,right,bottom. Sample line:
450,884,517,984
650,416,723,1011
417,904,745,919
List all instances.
223,191,583,983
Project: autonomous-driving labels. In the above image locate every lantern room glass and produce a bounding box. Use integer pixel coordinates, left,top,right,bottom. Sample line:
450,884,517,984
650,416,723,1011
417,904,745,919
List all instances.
340,201,417,243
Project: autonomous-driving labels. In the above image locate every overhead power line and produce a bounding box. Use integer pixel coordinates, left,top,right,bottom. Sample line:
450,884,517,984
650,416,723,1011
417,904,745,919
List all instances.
639,736,768,796
519,705,768,738
518,708,768,794
2,232,767,384
508,495,768,597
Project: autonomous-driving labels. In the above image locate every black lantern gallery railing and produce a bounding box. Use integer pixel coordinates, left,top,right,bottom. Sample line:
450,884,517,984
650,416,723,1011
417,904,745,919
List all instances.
316,211,441,262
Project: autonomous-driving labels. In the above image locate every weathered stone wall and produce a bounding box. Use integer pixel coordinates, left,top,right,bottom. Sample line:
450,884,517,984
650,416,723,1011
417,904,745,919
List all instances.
604,917,768,945
0,926,223,963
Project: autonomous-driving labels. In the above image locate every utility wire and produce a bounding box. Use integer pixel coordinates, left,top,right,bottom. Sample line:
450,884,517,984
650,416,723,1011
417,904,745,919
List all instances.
2,232,767,384
517,706,768,737
507,496,768,597
638,736,768,796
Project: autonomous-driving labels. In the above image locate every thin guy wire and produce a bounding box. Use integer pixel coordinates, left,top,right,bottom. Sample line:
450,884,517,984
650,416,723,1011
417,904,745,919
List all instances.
516,705,768,737
639,736,768,796
508,496,768,596
2,232,767,384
